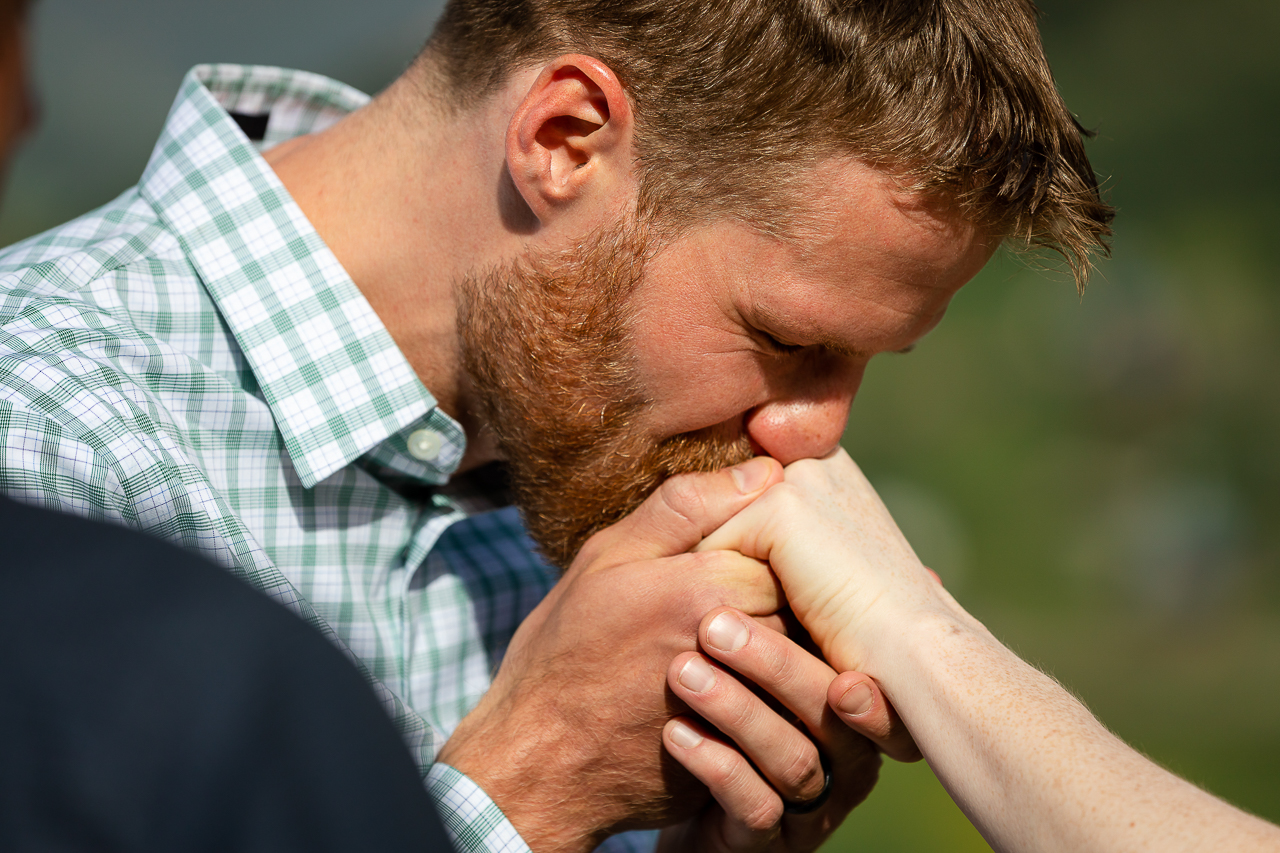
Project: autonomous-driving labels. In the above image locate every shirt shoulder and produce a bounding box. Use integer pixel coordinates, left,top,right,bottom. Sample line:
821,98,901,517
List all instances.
0,186,250,409
0,189,199,329
0,187,179,272
0,193,264,564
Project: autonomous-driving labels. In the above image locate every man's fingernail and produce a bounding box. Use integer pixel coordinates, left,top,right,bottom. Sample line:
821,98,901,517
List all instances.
706,612,749,653
836,682,874,717
678,656,717,693
730,457,771,493
669,720,704,749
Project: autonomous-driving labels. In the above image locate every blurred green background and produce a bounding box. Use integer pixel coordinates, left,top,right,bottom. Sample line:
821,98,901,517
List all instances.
4,1,1277,850
833,0,1280,848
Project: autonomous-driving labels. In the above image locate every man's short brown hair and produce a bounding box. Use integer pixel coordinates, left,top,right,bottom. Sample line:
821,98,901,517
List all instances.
421,0,1113,286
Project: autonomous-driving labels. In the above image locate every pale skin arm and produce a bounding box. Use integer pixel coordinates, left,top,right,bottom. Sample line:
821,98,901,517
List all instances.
695,449,1280,853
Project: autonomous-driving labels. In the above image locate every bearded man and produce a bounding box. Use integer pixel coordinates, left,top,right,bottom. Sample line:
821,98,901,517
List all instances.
0,0,1111,851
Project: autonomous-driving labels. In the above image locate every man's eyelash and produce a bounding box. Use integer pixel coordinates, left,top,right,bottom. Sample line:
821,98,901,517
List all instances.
758,330,805,354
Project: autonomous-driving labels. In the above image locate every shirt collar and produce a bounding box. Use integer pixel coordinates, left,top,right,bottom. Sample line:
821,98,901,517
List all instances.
137,64,465,489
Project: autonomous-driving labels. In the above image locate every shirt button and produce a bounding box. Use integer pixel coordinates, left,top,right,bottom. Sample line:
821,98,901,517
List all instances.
407,429,444,462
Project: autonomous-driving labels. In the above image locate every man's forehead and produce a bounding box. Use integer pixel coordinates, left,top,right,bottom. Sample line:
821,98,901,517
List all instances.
697,162,992,312
784,156,987,252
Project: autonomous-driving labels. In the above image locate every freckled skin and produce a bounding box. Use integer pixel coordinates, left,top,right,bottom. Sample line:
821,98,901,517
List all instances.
627,158,996,465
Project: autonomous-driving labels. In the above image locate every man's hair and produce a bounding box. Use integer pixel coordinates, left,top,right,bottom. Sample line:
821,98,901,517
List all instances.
419,0,1114,287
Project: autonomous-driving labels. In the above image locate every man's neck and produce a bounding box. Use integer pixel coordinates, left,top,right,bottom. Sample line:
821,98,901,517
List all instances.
263,74,516,472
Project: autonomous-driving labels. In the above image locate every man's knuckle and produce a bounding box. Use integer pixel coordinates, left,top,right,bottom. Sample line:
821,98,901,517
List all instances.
685,549,717,569
572,536,604,567
702,751,741,791
778,743,823,800
719,691,764,735
754,639,801,691
685,549,735,579
869,714,897,742
742,797,784,833
658,474,707,526
690,582,729,616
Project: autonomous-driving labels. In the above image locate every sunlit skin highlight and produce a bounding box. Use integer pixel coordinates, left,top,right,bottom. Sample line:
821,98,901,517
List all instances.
627,158,998,466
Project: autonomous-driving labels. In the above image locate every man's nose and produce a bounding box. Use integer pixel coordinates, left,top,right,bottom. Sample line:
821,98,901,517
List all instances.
744,364,863,466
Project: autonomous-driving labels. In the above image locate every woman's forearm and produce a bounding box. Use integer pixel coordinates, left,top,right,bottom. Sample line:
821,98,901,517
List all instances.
873,610,1280,853
695,451,1279,851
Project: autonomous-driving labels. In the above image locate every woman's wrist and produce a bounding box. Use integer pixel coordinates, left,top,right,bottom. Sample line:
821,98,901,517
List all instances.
826,588,994,694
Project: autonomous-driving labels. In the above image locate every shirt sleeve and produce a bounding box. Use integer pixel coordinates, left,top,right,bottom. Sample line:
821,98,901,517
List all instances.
0,399,134,524
595,829,660,852
426,763,532,853
425,764,660,853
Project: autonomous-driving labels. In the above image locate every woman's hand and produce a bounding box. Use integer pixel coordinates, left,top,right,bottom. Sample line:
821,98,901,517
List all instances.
695,448,964,674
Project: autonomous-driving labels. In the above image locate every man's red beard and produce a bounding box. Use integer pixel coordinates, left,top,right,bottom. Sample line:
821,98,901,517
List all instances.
458,222,754,569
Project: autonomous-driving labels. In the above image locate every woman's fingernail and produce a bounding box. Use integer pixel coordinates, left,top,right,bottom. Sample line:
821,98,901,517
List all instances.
669,720,704,749
706,611,750,652
730,457,771,493
678,656,717,693
836,682,874,717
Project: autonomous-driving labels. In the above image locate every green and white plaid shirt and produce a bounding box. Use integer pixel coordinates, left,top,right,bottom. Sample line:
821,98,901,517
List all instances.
0,64,653,853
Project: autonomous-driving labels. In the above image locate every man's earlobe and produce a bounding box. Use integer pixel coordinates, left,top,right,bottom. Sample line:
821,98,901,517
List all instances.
506,54,634,226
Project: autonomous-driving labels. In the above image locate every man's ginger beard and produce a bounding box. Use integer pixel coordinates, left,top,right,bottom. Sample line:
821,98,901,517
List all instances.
458,221,753,569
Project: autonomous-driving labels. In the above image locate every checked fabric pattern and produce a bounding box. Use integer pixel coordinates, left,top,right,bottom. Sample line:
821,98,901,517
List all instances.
0,64,654,853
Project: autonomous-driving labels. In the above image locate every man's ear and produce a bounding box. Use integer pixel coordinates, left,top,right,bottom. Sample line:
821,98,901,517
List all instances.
506,54,635,227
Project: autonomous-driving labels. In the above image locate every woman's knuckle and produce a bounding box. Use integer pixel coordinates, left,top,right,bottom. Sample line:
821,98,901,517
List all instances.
770,481,807,512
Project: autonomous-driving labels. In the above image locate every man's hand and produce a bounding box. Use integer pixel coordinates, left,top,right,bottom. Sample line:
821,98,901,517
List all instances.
437,457,802,853
656,608,918,853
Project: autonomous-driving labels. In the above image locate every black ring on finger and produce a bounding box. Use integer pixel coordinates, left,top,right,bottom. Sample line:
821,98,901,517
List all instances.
781,758,832,815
